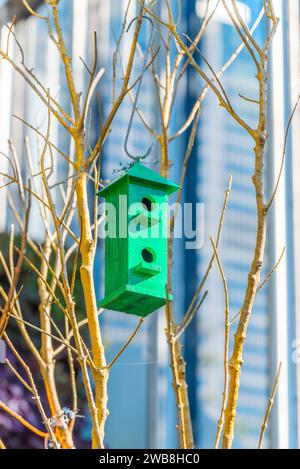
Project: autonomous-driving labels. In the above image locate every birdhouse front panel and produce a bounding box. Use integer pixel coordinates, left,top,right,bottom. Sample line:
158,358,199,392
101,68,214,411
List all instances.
126,182,169,316
97,163,179,317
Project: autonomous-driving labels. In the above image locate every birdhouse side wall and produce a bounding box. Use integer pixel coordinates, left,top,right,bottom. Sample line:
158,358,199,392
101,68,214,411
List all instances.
104,180,129,297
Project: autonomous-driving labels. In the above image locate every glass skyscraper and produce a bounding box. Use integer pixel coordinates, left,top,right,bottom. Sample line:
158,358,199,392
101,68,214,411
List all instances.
183,0,271,448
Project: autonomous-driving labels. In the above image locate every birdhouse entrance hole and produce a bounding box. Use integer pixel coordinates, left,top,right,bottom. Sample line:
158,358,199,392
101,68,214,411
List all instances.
142,248,154,263
142,197,153,211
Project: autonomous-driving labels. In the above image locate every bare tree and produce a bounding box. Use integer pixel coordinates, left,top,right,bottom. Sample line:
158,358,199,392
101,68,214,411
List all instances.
0,0,292,450
0,0,148,449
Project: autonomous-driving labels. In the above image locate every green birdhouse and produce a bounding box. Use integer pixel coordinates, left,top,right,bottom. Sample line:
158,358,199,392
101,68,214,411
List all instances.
97,162,179,317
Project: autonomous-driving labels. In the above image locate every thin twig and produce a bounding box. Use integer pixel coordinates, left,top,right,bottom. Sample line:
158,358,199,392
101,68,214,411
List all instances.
0,401,48,439
210,237,230,449
107,319,144,369
258,362,282,449
21,0,47,20
178,176,232,331
257,247,286,292
175,291,208,341
266,95,300,211
0,186,31,338
4,333,58,447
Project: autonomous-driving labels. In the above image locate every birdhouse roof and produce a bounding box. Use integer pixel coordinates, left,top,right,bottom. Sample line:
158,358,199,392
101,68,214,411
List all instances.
97,162,180,197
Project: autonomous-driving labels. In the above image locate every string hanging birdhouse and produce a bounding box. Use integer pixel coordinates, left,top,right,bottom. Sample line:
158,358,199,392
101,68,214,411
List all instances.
97,15,179,316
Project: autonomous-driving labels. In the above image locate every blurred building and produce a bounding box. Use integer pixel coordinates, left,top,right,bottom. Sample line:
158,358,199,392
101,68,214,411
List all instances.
184,0,272,448
0,0,299,449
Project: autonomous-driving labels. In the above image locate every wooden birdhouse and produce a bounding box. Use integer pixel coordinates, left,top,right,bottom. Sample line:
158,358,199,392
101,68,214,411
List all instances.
97,162,179,317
